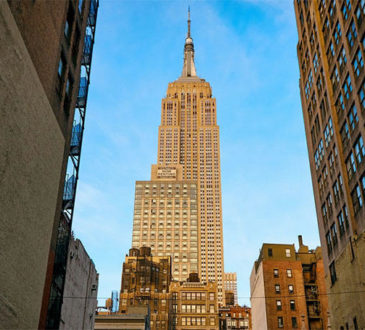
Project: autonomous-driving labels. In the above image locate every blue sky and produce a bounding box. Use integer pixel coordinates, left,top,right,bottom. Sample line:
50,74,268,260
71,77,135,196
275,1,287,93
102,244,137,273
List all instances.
72,0,320,307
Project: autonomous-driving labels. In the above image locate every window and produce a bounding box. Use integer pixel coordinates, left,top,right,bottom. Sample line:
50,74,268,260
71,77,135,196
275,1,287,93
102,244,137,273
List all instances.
330,261,337,284
342,0,351,21
343,75,353,99
336,93,345,112
346,152,357,179
333,180,340,204
331,66,340,89
348,104,358,131
356,1,365,24
209,292,215,301
288,285,294,294
334,22,342,45
352,184,363,213
339,47,347,70
210,317,215,326
313,53,319,72
273,269,279,278
65,75,73,97
338,211,345,236
347,20,358,48
292,317,298,328
78,0,83,13
278,317,284,328
359,80,365,110
209,305,214,313
354,136,365,164
341,122,350,144
64,5,74,42
290,300,296,311
329,41,335,57
327,230,333,254
322,203,328,224
268,248,273,257
276,300,282,311
324,118,333,147
285,248,291,257
286,269,292,278
353,49,364,77
58,56,65,78
331,223,338,246
275,284,280,294
327,194,333,216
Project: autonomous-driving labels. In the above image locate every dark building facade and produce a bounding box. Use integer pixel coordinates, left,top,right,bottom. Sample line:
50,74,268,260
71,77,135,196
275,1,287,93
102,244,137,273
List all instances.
294,0,365,328
119,247,172,330
0,0,98,328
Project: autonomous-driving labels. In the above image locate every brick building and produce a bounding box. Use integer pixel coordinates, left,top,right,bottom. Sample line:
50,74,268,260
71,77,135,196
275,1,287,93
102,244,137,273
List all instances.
219,305,251,330
250,236,328,330
294,0,365,327
119,247,171,329
169,273,220,329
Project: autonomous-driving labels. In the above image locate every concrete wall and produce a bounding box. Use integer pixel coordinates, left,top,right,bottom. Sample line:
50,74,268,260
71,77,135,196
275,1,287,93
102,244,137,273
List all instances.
250,263,267,330
0,2,65,328
60,237,98,330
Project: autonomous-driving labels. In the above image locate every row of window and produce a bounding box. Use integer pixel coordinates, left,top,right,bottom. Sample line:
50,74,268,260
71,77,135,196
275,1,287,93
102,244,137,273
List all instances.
325,204,349,256
276,299,296,311
278,316,298,328
180,316,215,326
180,304,214,313
268,248,291,257
273,268,292,278
346,135,364,180
351,174,365,214
275,284,295,294
178,292,215,301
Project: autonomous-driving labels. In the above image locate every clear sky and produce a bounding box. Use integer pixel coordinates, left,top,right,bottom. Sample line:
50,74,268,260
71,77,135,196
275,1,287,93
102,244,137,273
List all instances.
72,0,320,307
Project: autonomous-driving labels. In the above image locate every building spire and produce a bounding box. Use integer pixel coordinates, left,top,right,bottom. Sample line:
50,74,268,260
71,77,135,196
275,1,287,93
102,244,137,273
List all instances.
187,6,191,38
179,6,198,79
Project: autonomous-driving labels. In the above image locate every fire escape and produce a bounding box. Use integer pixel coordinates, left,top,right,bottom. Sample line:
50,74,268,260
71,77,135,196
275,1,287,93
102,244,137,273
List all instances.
303,263,324,329
46,0,99,328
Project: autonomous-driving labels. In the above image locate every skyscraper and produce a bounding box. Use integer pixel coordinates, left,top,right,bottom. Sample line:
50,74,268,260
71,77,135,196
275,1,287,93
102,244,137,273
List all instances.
131,10,225,303
294,0,365,327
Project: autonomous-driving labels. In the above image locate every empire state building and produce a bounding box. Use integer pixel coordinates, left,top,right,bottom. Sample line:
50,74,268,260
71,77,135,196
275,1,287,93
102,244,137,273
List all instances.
131,10,225,304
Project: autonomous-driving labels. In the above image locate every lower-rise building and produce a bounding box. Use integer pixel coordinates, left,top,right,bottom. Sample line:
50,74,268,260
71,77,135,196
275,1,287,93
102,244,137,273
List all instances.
250,236,328,330
219,305,251,330
225,291,235,307
59,236,98,330
119,247,171,330
169,273,219,329
95,306,150,330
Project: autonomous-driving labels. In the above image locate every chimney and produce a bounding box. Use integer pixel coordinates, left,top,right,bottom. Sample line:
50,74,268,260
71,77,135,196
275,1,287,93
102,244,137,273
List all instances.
298,235,303,247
